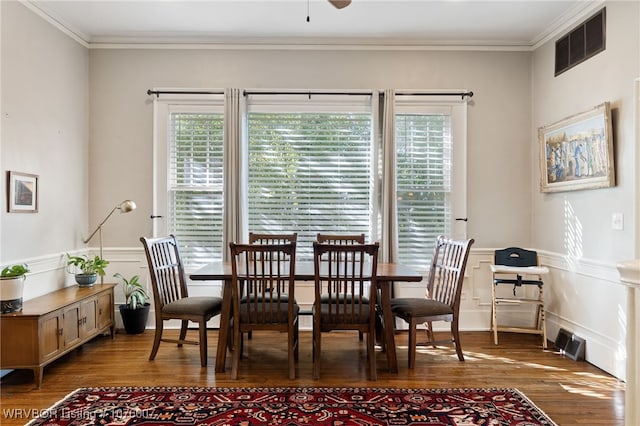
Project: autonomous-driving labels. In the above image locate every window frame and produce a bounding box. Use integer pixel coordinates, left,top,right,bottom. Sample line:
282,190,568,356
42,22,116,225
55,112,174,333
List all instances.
394,96,468,270
152,92,467,270
152,94,225,268
245,94,376,260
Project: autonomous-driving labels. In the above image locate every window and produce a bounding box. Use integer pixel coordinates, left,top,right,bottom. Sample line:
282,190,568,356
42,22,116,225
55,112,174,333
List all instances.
154,99,224,269
246,95,373,260
153,92,466,269
395,100,467,270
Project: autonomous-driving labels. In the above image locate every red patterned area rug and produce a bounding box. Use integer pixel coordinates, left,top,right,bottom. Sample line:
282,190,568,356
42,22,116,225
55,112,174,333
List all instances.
27,386,557,425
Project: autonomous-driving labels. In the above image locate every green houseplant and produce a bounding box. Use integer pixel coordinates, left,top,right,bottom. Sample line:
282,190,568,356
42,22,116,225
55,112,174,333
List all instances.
1,263,29,313
114,273,150,334
66,254,109,287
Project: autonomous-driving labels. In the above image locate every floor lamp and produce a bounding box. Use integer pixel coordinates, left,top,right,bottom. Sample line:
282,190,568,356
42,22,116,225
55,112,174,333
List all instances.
84,200,136,283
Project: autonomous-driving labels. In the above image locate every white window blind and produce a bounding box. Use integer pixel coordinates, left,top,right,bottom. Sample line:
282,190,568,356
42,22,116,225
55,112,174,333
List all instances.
395,100,466,270
153,98,225,269
246,95,373,260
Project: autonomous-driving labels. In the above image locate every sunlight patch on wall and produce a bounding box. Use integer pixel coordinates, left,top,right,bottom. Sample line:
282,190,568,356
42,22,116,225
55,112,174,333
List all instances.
563,198,583,269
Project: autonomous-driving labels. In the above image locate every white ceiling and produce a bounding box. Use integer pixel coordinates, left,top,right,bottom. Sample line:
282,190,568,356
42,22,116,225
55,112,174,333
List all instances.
26,0,605,49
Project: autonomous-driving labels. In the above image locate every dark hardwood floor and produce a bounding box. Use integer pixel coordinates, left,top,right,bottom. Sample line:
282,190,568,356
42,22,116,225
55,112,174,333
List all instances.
0,329,625,425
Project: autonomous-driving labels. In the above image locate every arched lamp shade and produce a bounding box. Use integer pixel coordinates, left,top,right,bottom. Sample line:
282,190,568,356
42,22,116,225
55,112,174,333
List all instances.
118,200,136,213
83,200,137,277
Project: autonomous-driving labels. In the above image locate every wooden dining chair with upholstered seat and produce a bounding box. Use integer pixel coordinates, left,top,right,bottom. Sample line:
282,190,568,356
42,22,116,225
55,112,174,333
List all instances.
312,241,379,380
316,233,367,341
390,235,474,368
229,241,299,379
140,235,223,367
244,232,297,342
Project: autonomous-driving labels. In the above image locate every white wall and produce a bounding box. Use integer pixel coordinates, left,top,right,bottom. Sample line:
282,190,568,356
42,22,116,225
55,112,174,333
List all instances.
89,49,533,251
0,1,90,298
530,1,640,379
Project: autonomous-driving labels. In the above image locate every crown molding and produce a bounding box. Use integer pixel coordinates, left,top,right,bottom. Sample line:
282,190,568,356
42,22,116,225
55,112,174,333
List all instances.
21,0,89,48
531,0,606,50
23,0,606,53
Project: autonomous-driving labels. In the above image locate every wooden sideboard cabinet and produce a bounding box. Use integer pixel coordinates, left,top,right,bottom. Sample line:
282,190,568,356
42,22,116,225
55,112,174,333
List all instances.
0,284,116,388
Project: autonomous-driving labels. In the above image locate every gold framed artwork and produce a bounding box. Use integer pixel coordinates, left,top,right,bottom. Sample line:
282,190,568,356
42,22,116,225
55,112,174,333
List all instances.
7,171,39,213
538,102,614,193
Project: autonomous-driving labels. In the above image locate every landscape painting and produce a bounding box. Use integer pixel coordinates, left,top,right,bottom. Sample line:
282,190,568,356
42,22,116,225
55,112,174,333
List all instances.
539,102,614,193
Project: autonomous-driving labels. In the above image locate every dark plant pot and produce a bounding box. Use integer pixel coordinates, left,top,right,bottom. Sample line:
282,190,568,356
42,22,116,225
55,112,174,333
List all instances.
75,273,97,287
119,303,150,334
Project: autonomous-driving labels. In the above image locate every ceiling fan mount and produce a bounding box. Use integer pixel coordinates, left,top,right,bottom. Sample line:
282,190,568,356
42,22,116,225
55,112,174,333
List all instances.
328,0,352,9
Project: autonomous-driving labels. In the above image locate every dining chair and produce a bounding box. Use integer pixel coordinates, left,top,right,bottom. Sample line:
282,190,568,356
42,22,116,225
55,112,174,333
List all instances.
140,235,223,367
229,241,299,379
312,241,379,380
245,232,297,341
390,235,474,368
316,233,367,341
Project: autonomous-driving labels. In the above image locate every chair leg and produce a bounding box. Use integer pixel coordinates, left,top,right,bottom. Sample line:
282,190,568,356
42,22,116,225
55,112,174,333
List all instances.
375,308,386,352
178,320,188,347
227,318,235,352
288,324,296,379
491,283,499,345
231,326,241,380
198,320,208,367
538,285,548,349
426,321,436,348
451,319,464,361
294,319,299,361
312,325,321,380
408,319,417,369
367,331,377,381
149,320,163,361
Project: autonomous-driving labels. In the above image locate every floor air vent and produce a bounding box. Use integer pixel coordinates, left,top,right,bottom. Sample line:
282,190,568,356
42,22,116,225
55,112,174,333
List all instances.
554,328,586,361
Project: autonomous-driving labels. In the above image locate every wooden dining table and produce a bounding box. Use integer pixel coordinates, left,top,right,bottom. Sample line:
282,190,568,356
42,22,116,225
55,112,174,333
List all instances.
190,261,423,374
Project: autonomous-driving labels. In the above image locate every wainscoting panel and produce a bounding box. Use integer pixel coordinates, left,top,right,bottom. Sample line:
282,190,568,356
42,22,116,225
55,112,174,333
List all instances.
17,247,627,380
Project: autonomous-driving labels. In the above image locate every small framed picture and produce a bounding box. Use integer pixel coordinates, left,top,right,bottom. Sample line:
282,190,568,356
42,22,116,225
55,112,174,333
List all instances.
7,171,39,213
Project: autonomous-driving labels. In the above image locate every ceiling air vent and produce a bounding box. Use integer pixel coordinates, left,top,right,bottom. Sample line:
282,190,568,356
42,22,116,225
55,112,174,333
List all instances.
555,8,606,76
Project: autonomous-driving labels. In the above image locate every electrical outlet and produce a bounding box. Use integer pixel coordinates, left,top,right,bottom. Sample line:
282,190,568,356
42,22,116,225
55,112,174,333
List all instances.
611,213,624,230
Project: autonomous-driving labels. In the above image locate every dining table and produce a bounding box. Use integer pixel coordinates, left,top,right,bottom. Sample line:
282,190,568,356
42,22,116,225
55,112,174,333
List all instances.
190,260,424,374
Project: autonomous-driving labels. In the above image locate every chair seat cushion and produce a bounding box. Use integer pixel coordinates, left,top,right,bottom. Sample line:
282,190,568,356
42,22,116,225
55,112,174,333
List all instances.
162,296,222,317
391,298,453,318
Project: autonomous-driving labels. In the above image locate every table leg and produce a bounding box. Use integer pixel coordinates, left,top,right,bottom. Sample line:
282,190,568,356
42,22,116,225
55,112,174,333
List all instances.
379,280,398,373
215,278,232,373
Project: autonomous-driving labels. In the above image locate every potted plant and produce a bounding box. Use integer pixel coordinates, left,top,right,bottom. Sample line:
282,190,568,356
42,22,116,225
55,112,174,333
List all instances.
114,273,150,334
66,254,109,287
1,263,29,313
